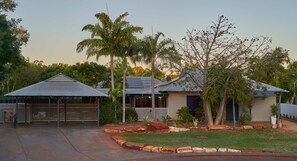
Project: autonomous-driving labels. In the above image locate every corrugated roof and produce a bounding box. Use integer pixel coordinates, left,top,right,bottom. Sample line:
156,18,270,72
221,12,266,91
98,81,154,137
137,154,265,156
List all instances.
126,76,162,88
5,73,107,97
97,88,162,95
158,70,287,95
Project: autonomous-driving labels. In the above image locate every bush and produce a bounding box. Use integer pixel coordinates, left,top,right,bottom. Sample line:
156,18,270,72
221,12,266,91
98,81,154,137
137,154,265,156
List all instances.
162,115,171,123
195,107,204,121
271,104,278,116
125,108,138,122
99,99,121,125
176,106,193,123
239,107,251,125
143,116,152,125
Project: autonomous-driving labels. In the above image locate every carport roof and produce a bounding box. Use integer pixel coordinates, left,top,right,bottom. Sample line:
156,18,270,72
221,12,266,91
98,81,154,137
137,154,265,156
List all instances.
5,73,108,97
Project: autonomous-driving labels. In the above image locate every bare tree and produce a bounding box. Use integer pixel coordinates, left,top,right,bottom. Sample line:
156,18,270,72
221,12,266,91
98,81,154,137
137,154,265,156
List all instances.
171,15,271,125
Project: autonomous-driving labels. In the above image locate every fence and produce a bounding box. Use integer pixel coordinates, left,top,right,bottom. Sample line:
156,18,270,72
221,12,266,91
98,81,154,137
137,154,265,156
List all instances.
280,103,297,118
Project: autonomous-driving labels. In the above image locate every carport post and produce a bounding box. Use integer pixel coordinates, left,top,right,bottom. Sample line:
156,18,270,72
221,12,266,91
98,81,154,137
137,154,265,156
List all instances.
97,97,100,127
57,97,60,128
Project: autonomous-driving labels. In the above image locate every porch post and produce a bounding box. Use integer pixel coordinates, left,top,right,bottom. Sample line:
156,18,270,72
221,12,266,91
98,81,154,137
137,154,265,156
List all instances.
64,97,66,123
14,97,18,128
24,97,27,125
97,97,100,127
232,96,236,128
57,97,60,128
277,95,282,126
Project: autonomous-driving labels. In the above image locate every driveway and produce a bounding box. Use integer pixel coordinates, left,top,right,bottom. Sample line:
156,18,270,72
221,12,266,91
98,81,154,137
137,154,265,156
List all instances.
0,127,166,161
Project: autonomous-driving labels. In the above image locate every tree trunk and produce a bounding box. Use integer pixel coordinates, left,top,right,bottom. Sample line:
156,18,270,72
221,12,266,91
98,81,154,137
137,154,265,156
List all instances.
214,95,227,125
151,57,156,120
122,57,127,122
110,55,115,102
290,92,296,104
203,98,213,125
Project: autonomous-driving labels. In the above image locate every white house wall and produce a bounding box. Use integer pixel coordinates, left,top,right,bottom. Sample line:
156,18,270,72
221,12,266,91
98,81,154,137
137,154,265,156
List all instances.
167,93,199,119
250,96,276,121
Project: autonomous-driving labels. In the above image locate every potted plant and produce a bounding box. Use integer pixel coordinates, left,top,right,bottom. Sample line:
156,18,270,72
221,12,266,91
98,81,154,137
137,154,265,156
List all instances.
270,104,278,125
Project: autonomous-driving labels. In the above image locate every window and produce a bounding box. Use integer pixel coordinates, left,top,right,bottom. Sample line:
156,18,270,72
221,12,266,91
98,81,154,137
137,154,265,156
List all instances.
134,95,167,108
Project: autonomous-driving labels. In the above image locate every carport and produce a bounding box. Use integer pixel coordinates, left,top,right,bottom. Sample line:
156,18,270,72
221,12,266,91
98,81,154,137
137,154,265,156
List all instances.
5,73,107,127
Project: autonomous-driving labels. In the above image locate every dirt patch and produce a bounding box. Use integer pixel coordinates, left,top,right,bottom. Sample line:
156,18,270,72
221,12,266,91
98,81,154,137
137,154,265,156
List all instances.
282,119,297,132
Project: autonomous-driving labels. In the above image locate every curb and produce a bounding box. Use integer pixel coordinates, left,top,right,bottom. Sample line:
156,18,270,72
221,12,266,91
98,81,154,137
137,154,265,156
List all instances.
110,134,243,154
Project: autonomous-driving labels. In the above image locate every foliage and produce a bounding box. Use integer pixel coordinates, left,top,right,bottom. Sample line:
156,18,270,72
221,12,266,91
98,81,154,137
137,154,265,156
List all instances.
192,117,199,127
270,104,278,116
172,120,179,127
125,108,138,122
239,107,251,125
124,129,297,153
99,99,121,125
140,32,179,119
162,115,171,123
176,106,193,123
143,116,152,125
128,66,164,80
170,15,271,125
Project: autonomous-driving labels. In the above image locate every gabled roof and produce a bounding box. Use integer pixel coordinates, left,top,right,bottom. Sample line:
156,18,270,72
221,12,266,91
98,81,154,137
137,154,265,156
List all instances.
157,70,287,96
5,73,107,97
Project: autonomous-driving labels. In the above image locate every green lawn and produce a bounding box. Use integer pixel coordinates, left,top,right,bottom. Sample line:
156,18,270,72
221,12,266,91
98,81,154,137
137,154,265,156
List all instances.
124,129,297,153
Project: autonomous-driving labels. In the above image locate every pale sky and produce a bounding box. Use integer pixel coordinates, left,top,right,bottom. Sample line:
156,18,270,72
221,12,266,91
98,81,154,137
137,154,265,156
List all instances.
7,0,297,65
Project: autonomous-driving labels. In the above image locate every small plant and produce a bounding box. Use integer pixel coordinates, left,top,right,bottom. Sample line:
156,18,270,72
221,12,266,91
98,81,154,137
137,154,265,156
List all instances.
192,117,198,127
176,106,193,124
172,120,179,127
271,104,278,116
239,107,251,125
162,115,171,123
143,116,151,125
125,108,138,122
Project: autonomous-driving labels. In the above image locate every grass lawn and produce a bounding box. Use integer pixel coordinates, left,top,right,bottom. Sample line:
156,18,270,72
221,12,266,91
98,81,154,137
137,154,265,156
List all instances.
124,129,297,153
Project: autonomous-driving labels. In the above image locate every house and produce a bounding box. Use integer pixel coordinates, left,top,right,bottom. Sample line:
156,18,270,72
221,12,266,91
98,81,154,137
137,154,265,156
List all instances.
97,75,287,122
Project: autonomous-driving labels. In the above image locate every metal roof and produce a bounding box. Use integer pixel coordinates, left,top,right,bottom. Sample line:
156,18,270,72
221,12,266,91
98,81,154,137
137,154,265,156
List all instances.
157,70,287,95
126,76,162,88
97,88,162,95
5,73,108,97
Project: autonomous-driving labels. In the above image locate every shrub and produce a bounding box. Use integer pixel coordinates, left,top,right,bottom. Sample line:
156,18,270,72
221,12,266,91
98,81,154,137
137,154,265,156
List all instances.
125,108,138,122
176,106,193,123
100,99,121,125
271,104,278,116
192,117,199,127
239,107,251,125
195,107,204,121
162,115,171,123
172,120,179,127
143,116,152,125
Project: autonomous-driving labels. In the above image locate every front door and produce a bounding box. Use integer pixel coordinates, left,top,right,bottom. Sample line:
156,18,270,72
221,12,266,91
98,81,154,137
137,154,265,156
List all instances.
226,100,239,121
187,96,200,116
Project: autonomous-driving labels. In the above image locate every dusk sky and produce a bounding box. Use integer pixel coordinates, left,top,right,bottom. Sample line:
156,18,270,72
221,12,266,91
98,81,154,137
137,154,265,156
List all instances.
8,0,297,65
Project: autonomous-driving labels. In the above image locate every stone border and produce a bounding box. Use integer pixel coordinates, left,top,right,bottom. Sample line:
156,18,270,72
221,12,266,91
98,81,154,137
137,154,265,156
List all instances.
104,124,275,133
106,124,275,154
110,135,242,154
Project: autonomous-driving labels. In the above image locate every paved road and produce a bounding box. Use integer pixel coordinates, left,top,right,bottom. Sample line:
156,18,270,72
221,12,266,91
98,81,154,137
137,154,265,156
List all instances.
0,127,166,161
1,127,297,161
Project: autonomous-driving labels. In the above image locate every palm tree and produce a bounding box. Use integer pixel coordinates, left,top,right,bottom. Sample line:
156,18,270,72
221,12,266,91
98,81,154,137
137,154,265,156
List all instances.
117,27,142,122
140,32,178,119
77,12,130,102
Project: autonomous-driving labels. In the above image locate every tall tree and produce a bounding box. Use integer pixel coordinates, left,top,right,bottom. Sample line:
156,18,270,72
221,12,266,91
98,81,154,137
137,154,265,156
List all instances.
117,26,142,122
140,32,178,119
0,0,29,95
171,15,271,125
77,12,131,102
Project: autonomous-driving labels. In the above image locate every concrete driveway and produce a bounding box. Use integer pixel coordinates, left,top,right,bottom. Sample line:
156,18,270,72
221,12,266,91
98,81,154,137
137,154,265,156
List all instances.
0,127,166,161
